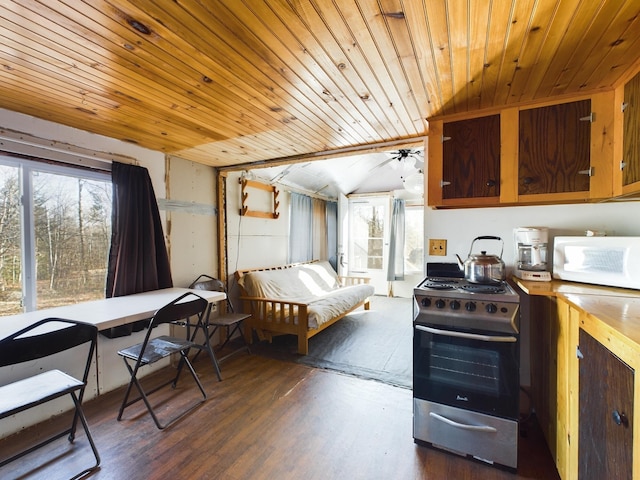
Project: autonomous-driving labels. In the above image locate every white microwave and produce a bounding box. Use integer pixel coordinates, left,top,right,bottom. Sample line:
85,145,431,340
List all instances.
553,236,640,290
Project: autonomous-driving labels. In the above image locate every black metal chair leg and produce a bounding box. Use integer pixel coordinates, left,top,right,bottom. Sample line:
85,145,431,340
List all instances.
69,393,101,479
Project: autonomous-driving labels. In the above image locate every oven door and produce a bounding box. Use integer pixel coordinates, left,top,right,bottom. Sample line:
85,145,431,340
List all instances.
413,323,519,420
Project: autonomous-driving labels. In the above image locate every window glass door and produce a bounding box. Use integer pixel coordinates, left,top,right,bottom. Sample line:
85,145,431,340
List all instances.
348,196,389,294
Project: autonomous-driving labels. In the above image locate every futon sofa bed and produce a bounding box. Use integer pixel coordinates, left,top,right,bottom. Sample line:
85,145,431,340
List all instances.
236,260,374,355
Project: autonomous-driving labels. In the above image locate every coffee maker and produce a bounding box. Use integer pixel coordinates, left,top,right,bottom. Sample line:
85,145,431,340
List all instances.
514,227,551,281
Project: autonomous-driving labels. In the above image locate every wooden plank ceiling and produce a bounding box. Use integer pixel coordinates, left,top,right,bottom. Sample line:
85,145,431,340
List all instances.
1,0,639,168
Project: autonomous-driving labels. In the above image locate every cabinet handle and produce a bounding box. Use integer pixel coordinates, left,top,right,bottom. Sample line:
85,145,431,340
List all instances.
440,180,451,187
621,161,627,171
621,102,628,113
486,179,497,187
578,167,593,177
523,177,534,185
612,410,629,427
441,135,452,142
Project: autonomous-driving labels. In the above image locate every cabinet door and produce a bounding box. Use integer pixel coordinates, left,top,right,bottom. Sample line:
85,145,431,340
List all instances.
442,115,500,199
623,70,640,188
518,100,591,195
578,329,633,480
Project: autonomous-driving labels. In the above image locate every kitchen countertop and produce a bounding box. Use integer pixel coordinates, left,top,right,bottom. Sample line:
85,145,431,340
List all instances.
513,276,640,351
513,277,640,298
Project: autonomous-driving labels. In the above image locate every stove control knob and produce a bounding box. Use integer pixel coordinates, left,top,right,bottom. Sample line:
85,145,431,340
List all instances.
450,300,460,310
421,298,431,307
435,299,446,309
465,301,476,312
486,303,498,314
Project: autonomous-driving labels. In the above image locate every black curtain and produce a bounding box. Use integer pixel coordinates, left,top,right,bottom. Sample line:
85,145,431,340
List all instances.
102,162,173,338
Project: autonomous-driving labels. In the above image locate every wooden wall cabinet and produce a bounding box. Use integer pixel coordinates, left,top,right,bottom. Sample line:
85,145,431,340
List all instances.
518,100,591,197
428,115,501,207
517,95,614,204
427,92,616,208
617,69,640,197
442,115,501,199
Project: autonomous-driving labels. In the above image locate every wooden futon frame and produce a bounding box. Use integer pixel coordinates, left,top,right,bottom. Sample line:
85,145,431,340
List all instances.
235,261,371,355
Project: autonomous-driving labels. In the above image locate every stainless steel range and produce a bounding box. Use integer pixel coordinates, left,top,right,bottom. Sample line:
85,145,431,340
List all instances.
413,263,520,471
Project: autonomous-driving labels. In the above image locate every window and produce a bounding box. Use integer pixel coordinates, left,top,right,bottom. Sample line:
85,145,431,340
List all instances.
404,205,424,274
0,155,111,315
349,198,387,272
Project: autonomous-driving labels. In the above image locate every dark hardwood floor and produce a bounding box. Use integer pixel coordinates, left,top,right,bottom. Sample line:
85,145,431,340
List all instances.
0,352,560,479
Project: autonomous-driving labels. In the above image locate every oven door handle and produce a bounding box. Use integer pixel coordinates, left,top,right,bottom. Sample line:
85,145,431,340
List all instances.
429,412,497,433
415,325,517,343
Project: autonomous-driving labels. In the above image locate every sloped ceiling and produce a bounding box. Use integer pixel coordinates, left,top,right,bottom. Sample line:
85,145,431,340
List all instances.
1,1,640,171
250,147,425,198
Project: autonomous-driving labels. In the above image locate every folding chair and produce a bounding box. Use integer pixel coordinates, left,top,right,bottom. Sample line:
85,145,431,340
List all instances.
0,318,100,479
117,292,209,430
189,275,251,369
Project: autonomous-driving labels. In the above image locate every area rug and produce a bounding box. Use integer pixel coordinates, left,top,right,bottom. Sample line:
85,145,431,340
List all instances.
249,295,413,388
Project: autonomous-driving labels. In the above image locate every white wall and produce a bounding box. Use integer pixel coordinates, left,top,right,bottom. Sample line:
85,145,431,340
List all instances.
424,202,640,269
225,171,291,306
226,172,291,266
166,156,218,287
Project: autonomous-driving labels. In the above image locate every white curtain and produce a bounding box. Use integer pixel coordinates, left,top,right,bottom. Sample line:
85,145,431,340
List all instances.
289,193,336,265
387,198,405,281
289,192,313,263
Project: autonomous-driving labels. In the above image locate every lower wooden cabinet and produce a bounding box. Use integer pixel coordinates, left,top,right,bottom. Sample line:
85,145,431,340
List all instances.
578,329,634,480
529,295,637,480
530,296,576,480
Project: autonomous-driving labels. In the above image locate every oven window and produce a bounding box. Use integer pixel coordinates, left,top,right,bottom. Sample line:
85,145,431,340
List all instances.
430,342,500,396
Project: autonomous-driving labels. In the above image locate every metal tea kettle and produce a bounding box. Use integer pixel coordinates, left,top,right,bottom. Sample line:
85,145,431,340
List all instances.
456,236,506,284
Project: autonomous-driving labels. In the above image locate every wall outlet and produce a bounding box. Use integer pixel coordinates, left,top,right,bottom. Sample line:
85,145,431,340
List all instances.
429,239,447,256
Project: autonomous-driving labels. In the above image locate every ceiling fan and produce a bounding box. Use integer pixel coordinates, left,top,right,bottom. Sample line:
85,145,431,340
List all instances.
385,149,425,194
387,148,423,162
385,148,424,170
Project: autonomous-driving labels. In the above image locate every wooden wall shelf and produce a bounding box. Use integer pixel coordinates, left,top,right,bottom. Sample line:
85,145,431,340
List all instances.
239,178,280,219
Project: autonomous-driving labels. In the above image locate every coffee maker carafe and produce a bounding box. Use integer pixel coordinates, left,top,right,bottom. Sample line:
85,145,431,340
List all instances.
514,227,551,281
